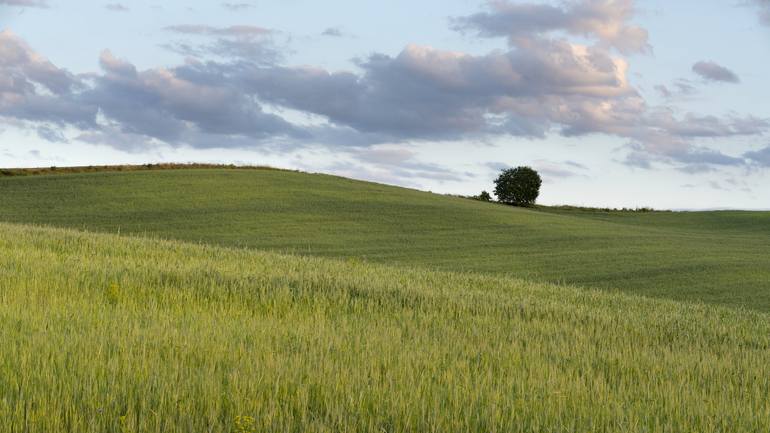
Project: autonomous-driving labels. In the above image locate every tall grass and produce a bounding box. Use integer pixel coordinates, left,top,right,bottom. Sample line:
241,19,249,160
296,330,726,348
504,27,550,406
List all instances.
1,223,769,432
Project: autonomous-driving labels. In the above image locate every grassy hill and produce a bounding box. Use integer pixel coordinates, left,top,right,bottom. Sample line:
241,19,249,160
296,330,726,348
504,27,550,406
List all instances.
2,223,770,432
1,167,769,311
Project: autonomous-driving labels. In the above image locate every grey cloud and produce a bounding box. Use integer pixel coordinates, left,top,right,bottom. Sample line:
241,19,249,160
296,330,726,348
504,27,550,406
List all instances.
624,135,751,172
322,27,344,37
670,149,745,166
105,3,129,12
692,61,740,83
76,127,160,153
484,161,511,172
538,166,582,179
0,0,48,7
452,0,650,53
99,50,137,77
0,31,95,128
748,0,770,25
80,51,302,145
654,85,672,98
7,95,96,127
533,159,589,179
165,25,271,37
222,2,253,11
651,113,768,138
36,125,67,142
565,160,588,170
215,39,634,141
328,158,466,185
0,30,78,95
602,105,768,170
486,160,586,179
209,38,282,63
350,146,468,181
745,146,770,166
1,32,301,151
677,164,715,174
622,151,654,169
655,79,697,99
163,25,281,64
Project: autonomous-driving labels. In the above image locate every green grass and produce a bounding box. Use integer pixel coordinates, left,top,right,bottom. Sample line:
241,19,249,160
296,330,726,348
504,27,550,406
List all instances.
1,168,769,311
2,222,770,432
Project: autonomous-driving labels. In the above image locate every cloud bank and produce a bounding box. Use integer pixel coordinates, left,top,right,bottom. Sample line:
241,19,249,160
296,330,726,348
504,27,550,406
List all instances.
0,0,767,175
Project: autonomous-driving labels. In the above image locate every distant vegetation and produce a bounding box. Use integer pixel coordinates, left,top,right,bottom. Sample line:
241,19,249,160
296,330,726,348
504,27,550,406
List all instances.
542,204,663,213
0,163,288,177
1,168,769,311
2,223,770,432
475,190,492,201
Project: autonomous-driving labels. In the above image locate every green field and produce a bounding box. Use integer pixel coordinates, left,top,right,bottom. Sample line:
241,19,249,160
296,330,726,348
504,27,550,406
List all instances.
2,223,770,432
1,168,769,311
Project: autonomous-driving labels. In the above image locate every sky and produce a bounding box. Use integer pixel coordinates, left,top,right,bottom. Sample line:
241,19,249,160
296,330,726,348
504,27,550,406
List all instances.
1,0,769,209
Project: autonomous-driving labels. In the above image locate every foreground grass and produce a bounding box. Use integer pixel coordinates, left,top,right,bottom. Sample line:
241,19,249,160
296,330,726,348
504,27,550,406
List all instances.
1,223,770,432
2,168,770,311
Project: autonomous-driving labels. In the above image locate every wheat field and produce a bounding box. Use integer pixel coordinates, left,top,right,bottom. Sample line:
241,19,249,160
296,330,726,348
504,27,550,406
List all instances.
2,223,769,432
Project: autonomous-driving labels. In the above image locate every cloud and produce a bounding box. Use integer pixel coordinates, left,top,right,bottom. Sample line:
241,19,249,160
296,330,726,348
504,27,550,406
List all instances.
221,2,253,11
348,145,470,182
747,0,770,25
655,79,697,99
220,40,635,142
648,112,767,138
0,32,301,149
0,0,48,7
486,159,588,179
105,3,129,12
0,30,93,128
165,25,271,37
36,125,67,142
322,27,345,37
323,160,468,189
1,22,767,174
692,61,740,83
565,160,588,170
533,159,589,179
163,25,281,64
671,149,745,166
80,50,302,145
745,145,770,166
0,30,77,94
452,0,650,53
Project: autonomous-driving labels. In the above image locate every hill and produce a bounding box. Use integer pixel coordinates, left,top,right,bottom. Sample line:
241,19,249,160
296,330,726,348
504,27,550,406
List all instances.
1,167,769,310
1,222,769,432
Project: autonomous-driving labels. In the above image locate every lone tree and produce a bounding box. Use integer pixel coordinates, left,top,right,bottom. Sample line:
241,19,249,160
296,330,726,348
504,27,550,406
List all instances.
494,166,542,206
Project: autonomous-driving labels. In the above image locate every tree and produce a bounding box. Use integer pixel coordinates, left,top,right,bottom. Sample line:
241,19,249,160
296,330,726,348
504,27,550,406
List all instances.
494,166,542,206
477,190,492,202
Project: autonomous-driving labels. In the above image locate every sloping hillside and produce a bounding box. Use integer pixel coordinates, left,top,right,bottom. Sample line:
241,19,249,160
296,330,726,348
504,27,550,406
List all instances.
1,167,769,310
2,223,769,432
